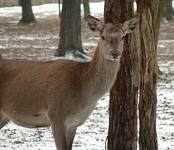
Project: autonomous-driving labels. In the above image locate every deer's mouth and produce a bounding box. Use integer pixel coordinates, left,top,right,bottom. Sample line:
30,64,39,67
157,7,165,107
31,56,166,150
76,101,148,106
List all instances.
110,50,120,60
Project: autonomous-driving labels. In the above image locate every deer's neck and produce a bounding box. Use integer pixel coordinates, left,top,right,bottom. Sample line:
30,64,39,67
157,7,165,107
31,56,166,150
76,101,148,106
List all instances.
83,44,120,100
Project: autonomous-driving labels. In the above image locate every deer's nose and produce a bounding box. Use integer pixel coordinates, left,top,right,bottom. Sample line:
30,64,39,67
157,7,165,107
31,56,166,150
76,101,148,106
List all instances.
110,50,120,59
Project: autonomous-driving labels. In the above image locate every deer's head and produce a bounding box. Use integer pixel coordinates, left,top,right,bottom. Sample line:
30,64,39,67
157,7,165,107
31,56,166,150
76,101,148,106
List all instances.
87,15,139,61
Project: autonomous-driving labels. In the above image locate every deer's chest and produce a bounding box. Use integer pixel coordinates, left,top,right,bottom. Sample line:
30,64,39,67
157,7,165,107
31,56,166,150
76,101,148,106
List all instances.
65,100,97,128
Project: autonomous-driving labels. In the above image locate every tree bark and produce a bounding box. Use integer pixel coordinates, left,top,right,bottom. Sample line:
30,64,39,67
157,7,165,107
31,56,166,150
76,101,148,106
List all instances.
56,0,83,56
137,0,159,149
83,0,90,20
105,0,139,150
19,0,36,24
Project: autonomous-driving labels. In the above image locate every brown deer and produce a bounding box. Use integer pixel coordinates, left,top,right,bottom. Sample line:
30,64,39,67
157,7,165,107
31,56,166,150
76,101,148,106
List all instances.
0,16,138,150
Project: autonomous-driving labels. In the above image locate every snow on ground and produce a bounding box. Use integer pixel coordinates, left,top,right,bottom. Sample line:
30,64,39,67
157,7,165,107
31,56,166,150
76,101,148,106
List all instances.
0,2,174,150
0,35,59,41
157,61,174,150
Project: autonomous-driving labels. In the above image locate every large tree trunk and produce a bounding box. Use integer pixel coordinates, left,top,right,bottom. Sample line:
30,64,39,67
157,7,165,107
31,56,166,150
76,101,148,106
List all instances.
56,0,83,56
105,0,139,149
83,0,90,20
19,0,36,24
137,0,160,149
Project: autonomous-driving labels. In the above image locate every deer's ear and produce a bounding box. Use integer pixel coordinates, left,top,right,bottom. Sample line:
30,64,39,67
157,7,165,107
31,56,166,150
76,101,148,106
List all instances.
86,15,103,32
122,16,139,35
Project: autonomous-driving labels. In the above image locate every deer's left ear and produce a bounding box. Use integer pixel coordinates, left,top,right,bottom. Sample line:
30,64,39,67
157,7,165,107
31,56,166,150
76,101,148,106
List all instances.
122,16,139,35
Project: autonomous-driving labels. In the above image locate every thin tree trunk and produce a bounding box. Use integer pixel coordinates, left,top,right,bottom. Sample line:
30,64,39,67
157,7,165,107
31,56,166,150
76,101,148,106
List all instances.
83,0,90,20
155,0,165,43
56,0,83,56
163,0,173,21
105,0,139,149
58,0,61,18
137,0,159,149
19,0,36,24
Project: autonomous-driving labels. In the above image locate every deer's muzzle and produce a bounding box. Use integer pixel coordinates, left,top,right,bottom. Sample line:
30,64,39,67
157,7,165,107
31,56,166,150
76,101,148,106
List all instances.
110,50,120,60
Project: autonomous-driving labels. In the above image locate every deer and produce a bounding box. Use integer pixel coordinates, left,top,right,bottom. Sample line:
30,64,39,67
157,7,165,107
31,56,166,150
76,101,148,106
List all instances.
0,15,139,150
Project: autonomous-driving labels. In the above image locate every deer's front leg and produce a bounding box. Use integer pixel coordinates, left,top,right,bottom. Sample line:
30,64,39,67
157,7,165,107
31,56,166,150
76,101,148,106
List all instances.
66,128,77,150
51,122,67,150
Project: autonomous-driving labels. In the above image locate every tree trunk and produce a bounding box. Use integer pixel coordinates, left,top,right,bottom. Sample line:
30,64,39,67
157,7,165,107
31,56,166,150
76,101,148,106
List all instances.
105,0,139,150
58,0,61,18
137,0,159,149
83,0,90,20
155,0,165,43
56,0,83,56
19,0,36,24
163,0,173,21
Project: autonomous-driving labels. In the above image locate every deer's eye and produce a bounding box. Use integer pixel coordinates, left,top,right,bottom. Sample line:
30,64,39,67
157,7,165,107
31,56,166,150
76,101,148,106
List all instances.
101,35,105,40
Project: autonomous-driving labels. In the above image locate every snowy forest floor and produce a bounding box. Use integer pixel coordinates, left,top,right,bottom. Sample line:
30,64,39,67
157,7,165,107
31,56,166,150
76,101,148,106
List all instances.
0,2,174,150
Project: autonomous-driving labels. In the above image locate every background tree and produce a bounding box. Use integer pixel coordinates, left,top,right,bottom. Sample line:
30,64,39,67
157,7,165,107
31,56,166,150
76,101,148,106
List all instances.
105,0,139,149
56,0,83,56
58,0,61,18
83,0,90,20
137,0,162,149
19,0,36,24
163,0,173,21
155,0,165,43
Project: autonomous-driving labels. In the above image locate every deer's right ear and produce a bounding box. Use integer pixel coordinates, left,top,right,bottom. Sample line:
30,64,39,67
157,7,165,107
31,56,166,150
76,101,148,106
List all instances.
86,15,103,32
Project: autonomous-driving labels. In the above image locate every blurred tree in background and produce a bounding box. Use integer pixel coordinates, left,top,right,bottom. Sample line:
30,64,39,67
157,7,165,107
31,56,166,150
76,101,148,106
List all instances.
83,0,91,20
163,0,174,21
19,0,36,24
56,0,84,57
58,0,61,17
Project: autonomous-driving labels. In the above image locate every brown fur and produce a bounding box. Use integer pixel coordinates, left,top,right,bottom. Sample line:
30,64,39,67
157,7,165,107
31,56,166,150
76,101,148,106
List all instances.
0,16,138,150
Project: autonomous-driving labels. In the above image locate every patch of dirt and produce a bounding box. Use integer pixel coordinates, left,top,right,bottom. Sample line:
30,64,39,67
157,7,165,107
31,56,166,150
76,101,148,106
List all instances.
0,16,101,60
0,16,174,61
